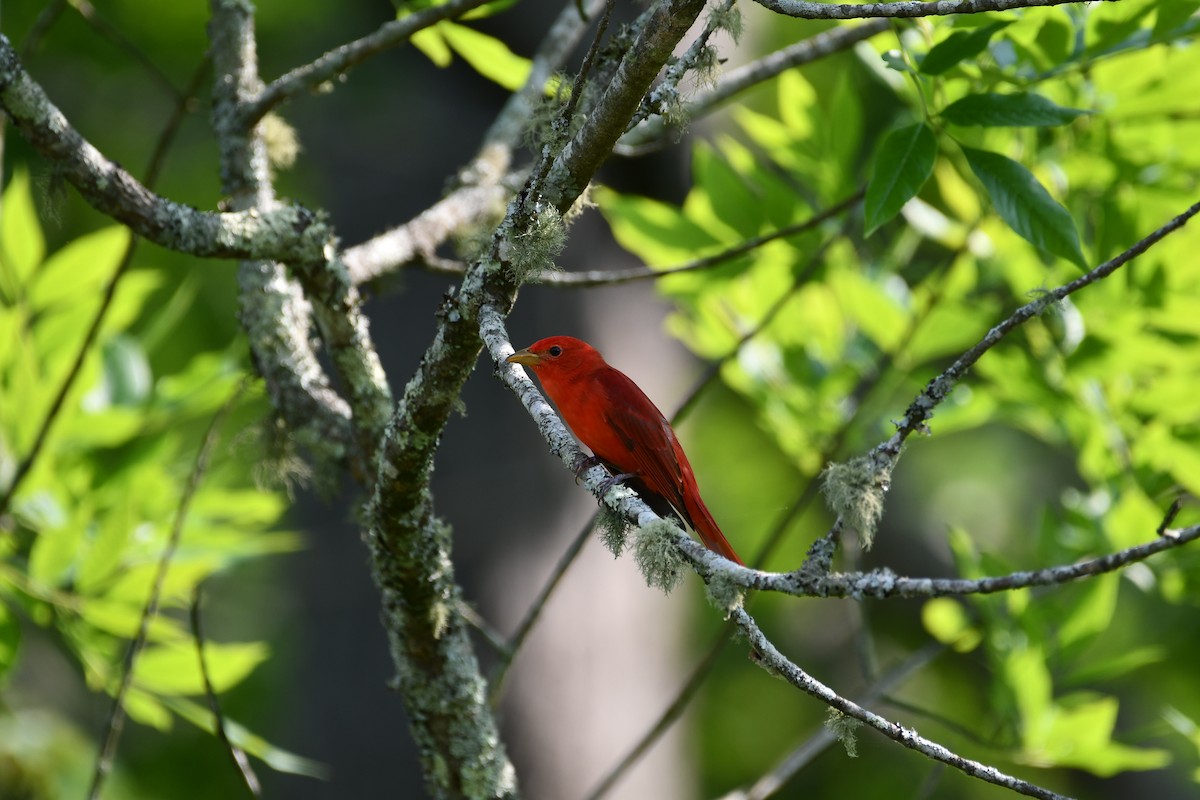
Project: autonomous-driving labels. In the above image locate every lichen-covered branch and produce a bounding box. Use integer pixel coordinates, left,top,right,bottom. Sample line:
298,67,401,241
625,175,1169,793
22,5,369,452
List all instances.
671,521,1200,597
864,198,1200,476
753,0,1115,20
731,607,1068,799
619,20,890,151
208,0,357,472
544,0,709,210
344,183,512,286
0,34,334,263
343,0,606,288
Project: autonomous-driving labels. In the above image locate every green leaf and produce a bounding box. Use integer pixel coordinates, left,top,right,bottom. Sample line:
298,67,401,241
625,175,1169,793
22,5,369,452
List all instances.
411,26,452,67
864,122,937,236
163,695,329,778
962,147,1087,268
1064,646,1165,686
135,641,269,694
921,597,982,652
438,22,531,91
0,601,21,684
1027,694,1171,776
1056,573,1118,648
943,92,1090,127
29,227,130,311
1154,0,1200,38
0,168,46,293
596,186,722,267
919,21,1012,75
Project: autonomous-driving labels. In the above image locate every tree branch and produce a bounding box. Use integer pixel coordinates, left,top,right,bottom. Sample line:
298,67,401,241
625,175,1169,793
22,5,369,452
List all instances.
207,3,357,475
619,20,890,151
752,0,1115,21
731,606,1068,799
0,35,335,263
544,0,709,211
240,0,498,127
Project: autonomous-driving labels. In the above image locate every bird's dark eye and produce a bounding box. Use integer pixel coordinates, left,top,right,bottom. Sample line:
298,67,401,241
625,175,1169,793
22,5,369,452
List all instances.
548,345,563,357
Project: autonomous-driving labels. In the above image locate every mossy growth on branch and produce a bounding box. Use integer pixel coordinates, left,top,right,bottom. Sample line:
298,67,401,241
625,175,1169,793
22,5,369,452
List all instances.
597,504,631,556
704,569,745,617
826,708,861,758
821,455,891,549
634,518,685,593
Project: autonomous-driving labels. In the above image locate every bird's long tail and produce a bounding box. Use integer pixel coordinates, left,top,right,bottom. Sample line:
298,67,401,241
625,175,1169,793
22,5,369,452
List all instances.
681,486,744,566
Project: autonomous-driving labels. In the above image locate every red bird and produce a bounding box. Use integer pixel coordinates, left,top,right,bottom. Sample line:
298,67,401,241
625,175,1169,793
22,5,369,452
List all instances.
507,336,743,565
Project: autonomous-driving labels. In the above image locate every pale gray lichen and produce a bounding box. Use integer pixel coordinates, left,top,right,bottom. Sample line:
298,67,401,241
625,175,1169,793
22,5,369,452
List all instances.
821,455,891,549
505,202,566,283
633,519,685,593
825,708,861,757
261,112,300,173
704,569,745,617
597,505,631,556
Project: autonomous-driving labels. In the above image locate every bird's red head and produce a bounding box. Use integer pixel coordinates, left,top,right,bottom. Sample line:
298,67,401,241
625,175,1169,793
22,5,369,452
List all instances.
506,336,606,377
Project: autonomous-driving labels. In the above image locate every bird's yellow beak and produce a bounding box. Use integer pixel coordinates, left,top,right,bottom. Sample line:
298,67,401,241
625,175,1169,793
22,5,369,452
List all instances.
506,348,541,367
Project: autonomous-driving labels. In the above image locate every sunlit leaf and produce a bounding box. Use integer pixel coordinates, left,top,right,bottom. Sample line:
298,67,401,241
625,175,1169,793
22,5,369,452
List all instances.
962,147,1087,268
438,22,531,91
0,168,45,293
920,20,1012,74
163,695,329,778
29,227,130,311
921,598,982,651
942,92,1090,127
864,122,937,236
135,641,269,694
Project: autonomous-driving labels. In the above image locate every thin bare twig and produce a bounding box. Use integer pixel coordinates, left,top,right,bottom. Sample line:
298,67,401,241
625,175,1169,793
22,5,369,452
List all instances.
487,515,595,707
191,589,262,797
88,379,248,800
240,0,497,127
732,606,1067,799
738,643,944,800
754,0,1116,21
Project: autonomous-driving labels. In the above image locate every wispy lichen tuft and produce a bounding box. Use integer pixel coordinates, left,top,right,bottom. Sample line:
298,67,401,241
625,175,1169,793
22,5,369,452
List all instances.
821,455,891,549
262,112,301,173
505,202,566,283
598,505,631,556
634,519,684,593
709,3,743,43
704,570,744,617
825,708,861,757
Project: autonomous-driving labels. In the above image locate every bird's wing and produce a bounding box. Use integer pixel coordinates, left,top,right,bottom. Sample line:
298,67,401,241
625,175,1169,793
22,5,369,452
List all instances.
593,369,691,520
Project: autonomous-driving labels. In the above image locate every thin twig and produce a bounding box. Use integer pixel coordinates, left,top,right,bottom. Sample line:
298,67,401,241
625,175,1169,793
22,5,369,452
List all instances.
739,643,944,800
870,198,1200,471
88,379,248,800
620,21,891,152
68,0,183,100
753,0,1116,21
676,520,1200,598
241,0,497,127
732,606,1068,799
190,588,262,797
583,622,734,800
539,189,863,287
487,515,595,707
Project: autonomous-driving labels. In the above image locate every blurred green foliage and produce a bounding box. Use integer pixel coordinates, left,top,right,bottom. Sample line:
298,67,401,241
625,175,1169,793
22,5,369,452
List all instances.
599,1,1200,796
0,167,315,794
